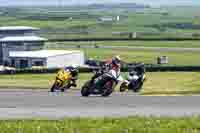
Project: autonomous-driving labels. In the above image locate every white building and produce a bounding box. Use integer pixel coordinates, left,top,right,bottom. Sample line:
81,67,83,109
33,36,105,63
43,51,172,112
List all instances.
0,26,47,66
0,26,86,69
98,16,120,22
99,17,114,22
9,50,85,68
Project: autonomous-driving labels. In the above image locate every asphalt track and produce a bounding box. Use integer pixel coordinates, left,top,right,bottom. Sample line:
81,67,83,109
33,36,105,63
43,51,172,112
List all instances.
0,89,200,119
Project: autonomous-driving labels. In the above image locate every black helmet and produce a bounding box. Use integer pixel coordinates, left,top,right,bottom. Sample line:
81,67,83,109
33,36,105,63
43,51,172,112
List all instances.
66,65,78,77
71,67,78,77
129,71,136,76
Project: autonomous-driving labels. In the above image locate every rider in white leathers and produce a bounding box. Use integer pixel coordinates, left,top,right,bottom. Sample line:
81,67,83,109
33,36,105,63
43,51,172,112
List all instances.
104,55,123,81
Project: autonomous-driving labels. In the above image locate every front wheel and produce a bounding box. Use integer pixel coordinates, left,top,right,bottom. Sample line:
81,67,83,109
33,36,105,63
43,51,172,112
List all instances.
50,81,60,92
101,89,113,97
101,81,115,97
119,82,128,92
133,82,144,92
81,81,91,97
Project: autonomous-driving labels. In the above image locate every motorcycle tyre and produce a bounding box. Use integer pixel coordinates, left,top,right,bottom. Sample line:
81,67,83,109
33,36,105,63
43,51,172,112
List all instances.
81,81,91,97
119,82,128,92
50,82,60,92
101,82,115,97
133,82,144,92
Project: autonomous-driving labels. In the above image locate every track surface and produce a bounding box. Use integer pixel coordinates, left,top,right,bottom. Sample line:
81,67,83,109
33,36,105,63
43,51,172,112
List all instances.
0,90,200,119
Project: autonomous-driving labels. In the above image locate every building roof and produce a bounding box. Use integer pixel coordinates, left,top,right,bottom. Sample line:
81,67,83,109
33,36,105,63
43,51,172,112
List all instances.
99,17,113,21
0,26,39,31
9,50,82,58
0,36,47,42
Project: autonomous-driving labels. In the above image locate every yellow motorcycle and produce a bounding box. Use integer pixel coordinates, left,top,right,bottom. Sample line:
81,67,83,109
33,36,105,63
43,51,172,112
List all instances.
50,67,78,92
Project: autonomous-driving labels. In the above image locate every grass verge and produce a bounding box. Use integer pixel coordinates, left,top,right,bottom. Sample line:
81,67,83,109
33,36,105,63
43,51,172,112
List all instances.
1,72,200,95
1,116,200,133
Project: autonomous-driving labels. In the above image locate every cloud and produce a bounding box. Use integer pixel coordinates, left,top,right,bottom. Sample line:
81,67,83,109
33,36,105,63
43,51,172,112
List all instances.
0,0,199,6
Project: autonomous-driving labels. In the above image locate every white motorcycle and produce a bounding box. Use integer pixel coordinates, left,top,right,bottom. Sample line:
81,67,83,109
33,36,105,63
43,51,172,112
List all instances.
120,63,146,92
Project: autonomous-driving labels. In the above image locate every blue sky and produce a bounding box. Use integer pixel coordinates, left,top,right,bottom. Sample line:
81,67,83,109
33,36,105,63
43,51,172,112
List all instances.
0,0,200,6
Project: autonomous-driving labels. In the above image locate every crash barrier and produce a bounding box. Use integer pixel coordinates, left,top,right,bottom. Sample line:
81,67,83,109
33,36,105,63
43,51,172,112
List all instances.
145,65,200,72
2,65,200,74
1,67,92,74
47,37,200,42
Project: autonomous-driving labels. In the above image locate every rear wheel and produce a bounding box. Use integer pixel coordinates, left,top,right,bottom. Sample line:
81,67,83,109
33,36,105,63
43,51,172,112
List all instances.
101,89,113,97
81,81,91,97
61,88,65,92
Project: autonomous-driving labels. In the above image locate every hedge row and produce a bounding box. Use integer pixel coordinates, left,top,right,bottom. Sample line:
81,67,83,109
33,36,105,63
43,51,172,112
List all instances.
2,65,200,74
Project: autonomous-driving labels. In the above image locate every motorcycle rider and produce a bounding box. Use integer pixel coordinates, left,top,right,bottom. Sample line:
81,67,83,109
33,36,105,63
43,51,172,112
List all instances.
120,64,146,92
63,65,79,87
105,55,121,73
127,70,139,81
91,55,121,81
122,70,139,89
92,55,123,90
50,65,79,92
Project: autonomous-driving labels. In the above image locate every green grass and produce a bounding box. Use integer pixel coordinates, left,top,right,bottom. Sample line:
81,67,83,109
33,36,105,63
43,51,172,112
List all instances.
0,73,90,89
1,72,200,95
2,6,200,39
47,41,200,66
47,40,200,48
142,72,200,95
52,48,200,66
1,116,200,133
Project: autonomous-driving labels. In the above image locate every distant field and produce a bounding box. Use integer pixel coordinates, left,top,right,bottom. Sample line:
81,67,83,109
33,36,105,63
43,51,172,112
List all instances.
1,116,200,133
1,6,200,39
1,72,200,95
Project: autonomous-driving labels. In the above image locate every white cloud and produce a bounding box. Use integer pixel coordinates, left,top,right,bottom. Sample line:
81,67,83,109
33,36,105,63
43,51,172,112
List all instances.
0,0,199,6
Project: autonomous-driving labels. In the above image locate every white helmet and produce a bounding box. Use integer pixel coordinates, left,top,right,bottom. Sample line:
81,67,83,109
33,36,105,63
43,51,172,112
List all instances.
112,55,121,66
71,64,78,68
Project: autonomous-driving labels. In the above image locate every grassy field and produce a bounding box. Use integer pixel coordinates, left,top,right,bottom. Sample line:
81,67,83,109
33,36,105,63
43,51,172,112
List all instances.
1,6,200,39
1,116,200,133
1,72,200,95
47,40,200,66
47,40,200,48
47,47,200,66
0,73,89,89
82,48,200,66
